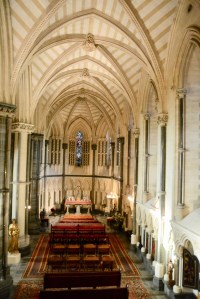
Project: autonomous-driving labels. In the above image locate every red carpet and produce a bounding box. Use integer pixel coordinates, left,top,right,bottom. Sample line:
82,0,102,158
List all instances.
13,233,151,298
23,234,140,278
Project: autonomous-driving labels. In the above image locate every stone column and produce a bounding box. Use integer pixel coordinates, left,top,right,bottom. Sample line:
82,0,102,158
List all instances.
11,122,34,255
127,128,131,186
111,142,115,177
131,129,140,247
176,89,187,219
152,233,158,269
173,256,182,294
144,114,150,199
118,137,124,213
0,103,16,298
62,143,68,200
153,113,168,291
140,224,146,257
137,224,141,243
25,135,31,236
43,140,49,209
91,144,97,210
146,228,152,260
28,133,44,234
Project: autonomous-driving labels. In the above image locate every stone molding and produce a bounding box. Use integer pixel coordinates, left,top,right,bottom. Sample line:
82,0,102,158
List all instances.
133,128,140,138
171,220,200,257
157,113,168,126
0,102,16,118
176,88,187,97
144,113,151,120
12,122,34,133
31,133,44,141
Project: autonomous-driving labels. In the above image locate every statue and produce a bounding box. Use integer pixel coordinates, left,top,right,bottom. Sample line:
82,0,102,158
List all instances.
168,259,175,288
75,185,82,200
8,219,20,254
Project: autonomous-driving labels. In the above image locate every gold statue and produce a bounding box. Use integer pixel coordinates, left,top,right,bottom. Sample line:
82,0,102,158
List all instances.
8,219,20,254
168,259,175,288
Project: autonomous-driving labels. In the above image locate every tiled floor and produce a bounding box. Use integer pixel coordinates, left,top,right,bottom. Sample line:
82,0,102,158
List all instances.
8,214,168,299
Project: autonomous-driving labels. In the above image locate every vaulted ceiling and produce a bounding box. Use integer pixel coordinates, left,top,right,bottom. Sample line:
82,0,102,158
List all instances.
9,0,179,138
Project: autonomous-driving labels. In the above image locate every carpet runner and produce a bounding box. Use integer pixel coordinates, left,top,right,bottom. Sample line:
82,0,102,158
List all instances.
14,233,151,298
23,234,140,278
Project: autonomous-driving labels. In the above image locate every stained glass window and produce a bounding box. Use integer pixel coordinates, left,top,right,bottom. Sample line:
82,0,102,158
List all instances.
69,131,90,166
76,131,83,166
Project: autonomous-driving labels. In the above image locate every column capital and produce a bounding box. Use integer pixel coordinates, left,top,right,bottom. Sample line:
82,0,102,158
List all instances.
144,113,151,120
176,88,187,97
12,122,35,134
110,142,115,148
0,102,16,118
62,143,68,150
118,137,124,144
133,128,140,138
91,143,97,150
157,113,168,126
31,133,44,141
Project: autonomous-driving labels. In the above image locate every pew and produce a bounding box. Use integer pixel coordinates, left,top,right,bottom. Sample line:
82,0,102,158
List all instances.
43,270,121,289
49,223,108,245
39,286,129,299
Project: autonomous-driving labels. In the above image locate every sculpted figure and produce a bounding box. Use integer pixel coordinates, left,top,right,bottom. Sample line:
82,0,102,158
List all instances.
8,219,20,254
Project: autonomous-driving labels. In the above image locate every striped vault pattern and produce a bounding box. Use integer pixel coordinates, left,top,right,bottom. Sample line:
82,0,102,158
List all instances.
9,0,179,137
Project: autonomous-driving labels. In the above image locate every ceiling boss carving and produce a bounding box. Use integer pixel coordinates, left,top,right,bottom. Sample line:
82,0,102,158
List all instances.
81,68,90,77
82,33,97,52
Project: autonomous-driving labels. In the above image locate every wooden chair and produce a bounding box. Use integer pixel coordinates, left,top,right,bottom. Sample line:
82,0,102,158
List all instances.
51,244,66,255
64,255,81,271
47,255,64,272
67,244,80,255
83,243,96,255
101,255,114,271
97,244,110,255
83,255,100,270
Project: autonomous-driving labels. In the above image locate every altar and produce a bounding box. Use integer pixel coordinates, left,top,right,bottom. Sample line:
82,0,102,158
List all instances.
65,198,92,214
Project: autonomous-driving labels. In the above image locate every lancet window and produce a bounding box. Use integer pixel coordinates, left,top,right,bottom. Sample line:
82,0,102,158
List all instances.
49,138,61,165
98,138,111,166
69,131,90,166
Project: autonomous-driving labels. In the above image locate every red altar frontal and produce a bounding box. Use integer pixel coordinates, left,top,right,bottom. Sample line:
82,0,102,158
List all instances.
65,199,92,214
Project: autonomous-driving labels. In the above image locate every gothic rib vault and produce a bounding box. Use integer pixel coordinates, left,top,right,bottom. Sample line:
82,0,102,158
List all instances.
7,0,182,137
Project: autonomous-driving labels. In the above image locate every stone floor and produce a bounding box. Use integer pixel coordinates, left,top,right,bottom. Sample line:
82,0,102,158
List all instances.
8,214,168,299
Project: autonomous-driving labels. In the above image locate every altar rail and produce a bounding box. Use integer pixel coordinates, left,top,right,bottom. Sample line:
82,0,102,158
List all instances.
43,270,121,289
59,219,99,223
